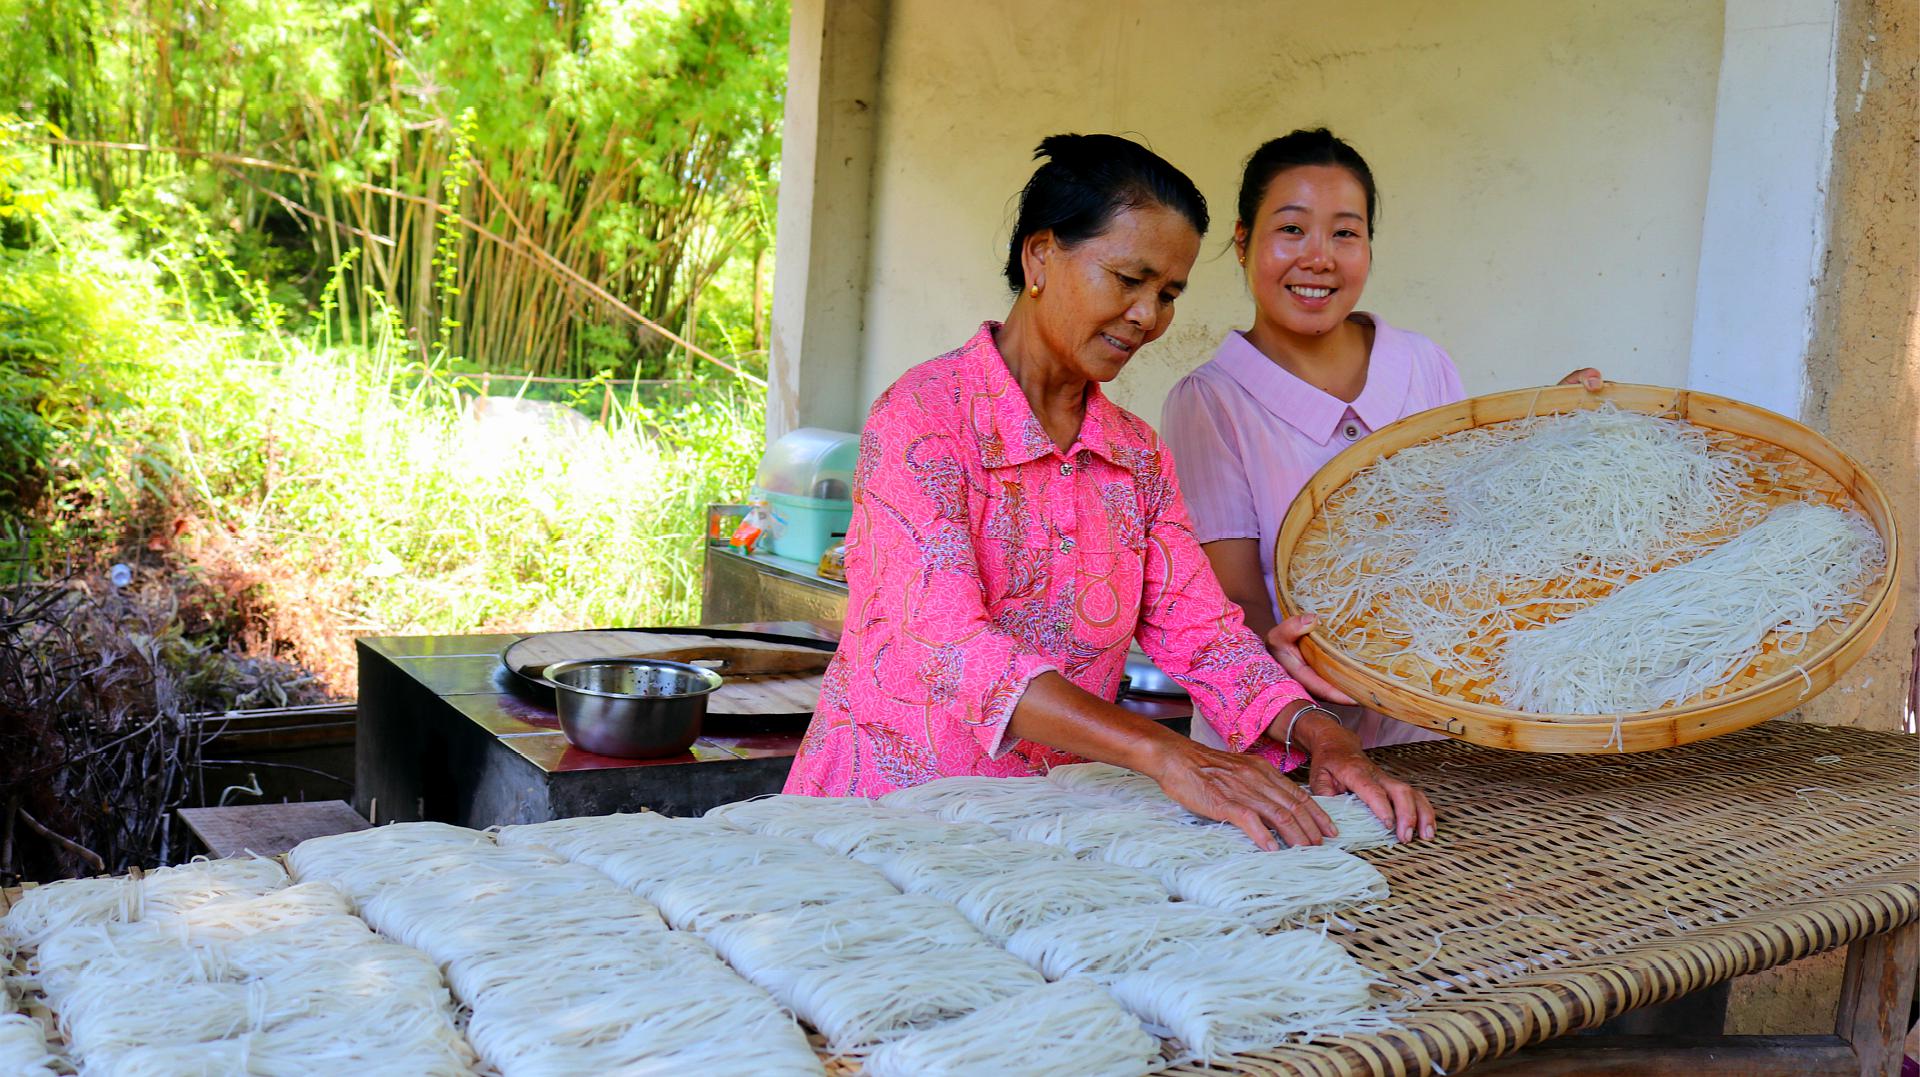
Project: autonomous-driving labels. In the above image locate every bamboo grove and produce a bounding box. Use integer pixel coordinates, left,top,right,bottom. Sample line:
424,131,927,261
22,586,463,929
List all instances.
0,0,787,380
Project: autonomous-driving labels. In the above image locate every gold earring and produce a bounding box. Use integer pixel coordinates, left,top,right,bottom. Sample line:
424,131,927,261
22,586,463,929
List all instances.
1028,282,1041,298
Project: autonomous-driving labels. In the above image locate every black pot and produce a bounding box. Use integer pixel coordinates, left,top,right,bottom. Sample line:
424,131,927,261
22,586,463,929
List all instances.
541,658,724,758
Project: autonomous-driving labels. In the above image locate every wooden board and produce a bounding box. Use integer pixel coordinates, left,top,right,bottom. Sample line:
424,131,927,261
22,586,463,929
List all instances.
502,629,830,717
177,801,369,859
1274,383,1903,754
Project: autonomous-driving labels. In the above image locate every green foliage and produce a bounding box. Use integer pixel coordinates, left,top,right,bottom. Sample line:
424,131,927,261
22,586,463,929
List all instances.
0,0,787,379
4,189,763,685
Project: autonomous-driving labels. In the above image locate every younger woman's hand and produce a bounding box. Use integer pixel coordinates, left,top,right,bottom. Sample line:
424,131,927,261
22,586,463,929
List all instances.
1264,615,1357,705
1559,368,1604,391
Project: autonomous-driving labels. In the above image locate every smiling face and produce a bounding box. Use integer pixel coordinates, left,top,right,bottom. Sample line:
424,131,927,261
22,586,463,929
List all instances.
1023,201,1202,383
1236,164,1372,340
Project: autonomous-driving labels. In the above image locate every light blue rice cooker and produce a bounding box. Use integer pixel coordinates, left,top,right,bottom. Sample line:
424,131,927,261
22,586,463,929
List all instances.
753,427,860,563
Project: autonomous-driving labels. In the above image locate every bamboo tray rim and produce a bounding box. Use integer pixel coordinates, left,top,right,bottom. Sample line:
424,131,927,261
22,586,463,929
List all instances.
1274,382,1903,733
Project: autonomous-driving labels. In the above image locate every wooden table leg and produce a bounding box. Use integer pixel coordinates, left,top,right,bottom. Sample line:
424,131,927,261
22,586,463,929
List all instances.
1835,920,1920,1077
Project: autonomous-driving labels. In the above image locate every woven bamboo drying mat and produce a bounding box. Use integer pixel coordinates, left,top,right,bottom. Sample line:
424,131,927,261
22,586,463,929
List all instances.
1161,721,1919,1076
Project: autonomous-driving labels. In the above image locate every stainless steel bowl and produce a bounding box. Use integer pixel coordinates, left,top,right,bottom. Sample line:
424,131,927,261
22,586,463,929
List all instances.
541,658,723,759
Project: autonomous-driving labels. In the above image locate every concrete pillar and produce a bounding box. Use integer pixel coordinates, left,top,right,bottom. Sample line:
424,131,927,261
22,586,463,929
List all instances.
765,0,889,444
1687,0,1842,419
1797,0,1917,732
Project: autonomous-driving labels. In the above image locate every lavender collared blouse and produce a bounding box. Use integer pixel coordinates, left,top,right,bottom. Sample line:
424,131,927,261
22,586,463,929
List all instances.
1161,313,1463,748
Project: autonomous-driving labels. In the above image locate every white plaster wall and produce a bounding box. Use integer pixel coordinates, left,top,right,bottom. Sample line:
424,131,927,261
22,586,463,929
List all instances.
1689,0,1841,419
852,0,1725,423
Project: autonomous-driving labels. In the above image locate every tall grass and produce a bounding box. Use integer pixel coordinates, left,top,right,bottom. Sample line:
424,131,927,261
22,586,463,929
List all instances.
12,139,765,692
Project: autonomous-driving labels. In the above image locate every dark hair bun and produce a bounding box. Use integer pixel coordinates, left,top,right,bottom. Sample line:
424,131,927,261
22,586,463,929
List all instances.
1005,134,1208,292
1235,128,1379,236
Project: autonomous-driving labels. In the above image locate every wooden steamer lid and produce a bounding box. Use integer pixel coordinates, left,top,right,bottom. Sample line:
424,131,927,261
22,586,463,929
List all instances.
1273,383,1903,753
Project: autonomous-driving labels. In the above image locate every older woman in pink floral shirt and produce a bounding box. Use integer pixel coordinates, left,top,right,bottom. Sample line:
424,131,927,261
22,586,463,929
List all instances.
786,135,1434,847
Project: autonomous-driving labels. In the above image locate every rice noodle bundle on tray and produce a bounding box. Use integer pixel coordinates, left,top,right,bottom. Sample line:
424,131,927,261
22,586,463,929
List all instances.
705,893,988,996
1292,406,1756,679
1004,902,1261,984
1108,931,1387,1062
0,1014,56,1077
862,979,1162,1077
0,936,56,1077
805,812,1002,867
11,868,475,1077
1168,845,1388,929
1495,501,1886,716
704,792,892,837
291,821,825,1076
0,856,288,950
780,947,1047,1049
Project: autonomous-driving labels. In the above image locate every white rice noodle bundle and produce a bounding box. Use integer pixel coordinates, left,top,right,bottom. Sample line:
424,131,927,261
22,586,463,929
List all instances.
28,882,473,1075
1293,406,1754,676
39,917,381,1001
863,978,1160,1077
704,793,891,837
880,840,1071,896
1109,931,1384,1060
781,947,1046,1049
551,828,844,900
705,893,986,995
939,859,1170,942
450,928,717,1004
1168,845,1387,929
1008,810,1212,857
940,790,1125,832
51,943,469,1070
285,822,498,902
1495,502,1886,716
368,896,674,1003
878,775,1052,813
494,810,705,858
467,982,824,1077
1003,903,1260,984
806,813,1001,866
879,775,1115,830
1043,762,1179,808
0,1014,55,1077
34,884,362,995
310,826,822,1076
53,1041,245,1077
1094,823,1267,883
1,856,287,949
1315,795,1397,851
651,859,898,934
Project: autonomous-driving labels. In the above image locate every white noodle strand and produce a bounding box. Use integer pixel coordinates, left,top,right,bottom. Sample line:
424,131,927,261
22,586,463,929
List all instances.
863,979,1161,1077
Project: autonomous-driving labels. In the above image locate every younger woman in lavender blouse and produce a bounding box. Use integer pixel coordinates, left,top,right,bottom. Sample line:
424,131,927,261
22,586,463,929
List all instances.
1162,129,1601,753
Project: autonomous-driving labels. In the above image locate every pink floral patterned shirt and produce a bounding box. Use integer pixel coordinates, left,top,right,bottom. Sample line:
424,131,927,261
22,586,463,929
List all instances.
784,323,1311,798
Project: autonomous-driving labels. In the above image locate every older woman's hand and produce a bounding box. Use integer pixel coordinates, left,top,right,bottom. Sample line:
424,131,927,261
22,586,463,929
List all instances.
1139,737,1337,851
1292,712,1437,843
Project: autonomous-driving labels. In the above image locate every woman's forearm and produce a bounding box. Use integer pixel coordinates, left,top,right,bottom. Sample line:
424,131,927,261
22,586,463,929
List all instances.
1009,673,1316,776
1004,672,1192,775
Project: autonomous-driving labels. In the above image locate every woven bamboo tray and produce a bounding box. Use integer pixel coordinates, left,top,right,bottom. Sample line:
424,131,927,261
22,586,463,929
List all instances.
7,725,1916,1075
1274,383,1903,753
1163,723,1920,1075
